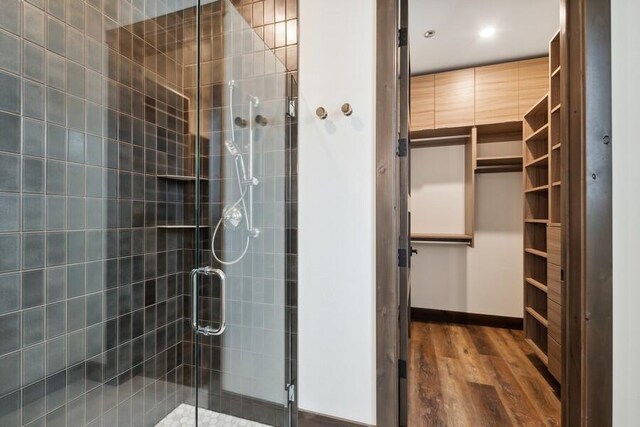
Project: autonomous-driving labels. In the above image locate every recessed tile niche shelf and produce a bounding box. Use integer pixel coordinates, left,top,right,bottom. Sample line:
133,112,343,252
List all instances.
157,175,209,181
157,174,210,230
157,225,211,229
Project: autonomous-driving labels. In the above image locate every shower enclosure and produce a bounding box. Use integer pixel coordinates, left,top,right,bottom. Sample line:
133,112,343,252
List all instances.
0,0,297,425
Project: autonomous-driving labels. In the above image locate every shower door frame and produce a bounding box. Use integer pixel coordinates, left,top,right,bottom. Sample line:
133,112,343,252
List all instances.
191,0,298,425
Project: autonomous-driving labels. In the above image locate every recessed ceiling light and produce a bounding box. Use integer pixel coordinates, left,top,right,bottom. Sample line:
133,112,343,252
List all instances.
424,30,436,38
479,26,496,38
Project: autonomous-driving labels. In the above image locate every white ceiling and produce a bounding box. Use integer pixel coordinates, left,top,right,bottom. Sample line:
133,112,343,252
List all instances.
409,0,559,75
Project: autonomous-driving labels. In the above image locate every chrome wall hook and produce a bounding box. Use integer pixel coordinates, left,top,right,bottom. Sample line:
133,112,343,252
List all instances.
316,107,328,120
341,103,353,116
234,117,247,128
255,115,268,126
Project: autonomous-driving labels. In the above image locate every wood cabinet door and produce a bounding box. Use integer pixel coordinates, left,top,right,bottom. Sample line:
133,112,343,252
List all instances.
434,68,475,128
518,57,549,117
410,74,435,131
475,62,519,124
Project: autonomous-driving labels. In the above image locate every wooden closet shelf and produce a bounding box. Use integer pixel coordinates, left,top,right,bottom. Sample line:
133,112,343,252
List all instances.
525,217,550,223
411,233,473,244
525,338,549,366
524,93,549,118
475,165,523,174
525,248,548,258
525,124,549,143
551,104,561,114
476,155,523,167
526,307,549,327
551,66,561,77
552,143,561,151
525,185,549,194
475,121,523,137
552,181,562,187
526,277,548,293
525,219,549,224
410,126,472,141
525,154,549,168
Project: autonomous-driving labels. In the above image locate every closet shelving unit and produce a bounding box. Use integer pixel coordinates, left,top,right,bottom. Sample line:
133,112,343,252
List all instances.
474,121,524,173
549,32,562,227
523,92,550,364
410,126,476,246
546,30,563,382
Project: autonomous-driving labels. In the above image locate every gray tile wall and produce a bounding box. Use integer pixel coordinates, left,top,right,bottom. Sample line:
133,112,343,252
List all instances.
0,0,192,425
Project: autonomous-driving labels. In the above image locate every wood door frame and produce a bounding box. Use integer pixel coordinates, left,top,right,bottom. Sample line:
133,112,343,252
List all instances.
374,0,614,425
562,0,613,425
375,0,400,425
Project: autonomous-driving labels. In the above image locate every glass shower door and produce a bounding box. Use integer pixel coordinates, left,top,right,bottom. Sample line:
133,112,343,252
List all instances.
0,0,292,424
187,1,292,426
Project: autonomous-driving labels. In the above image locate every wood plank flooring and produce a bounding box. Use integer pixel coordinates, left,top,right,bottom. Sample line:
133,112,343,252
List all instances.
409,321,561,426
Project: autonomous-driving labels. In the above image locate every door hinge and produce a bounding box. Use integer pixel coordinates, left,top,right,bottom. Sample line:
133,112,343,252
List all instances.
286,383,296,403
398,359,407,379
398,248,407,267
397,138,408,157
286,97,297,118
398,27,408,47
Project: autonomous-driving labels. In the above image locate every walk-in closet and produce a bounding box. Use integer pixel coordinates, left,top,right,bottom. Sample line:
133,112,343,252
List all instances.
407,1,565,424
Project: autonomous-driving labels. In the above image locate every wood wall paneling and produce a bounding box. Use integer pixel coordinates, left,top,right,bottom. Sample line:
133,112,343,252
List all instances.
547,225,561,266
548,262,562,304
434,68,475,128
518,57,550,118
548,300,561,342
548,336,562,381
410,74,435,131
475,62,519,124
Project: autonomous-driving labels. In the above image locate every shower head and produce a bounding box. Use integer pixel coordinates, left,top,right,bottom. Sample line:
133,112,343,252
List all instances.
225,139,241,158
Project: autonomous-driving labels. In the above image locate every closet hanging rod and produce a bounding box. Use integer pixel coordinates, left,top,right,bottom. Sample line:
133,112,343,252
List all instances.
411,240,471,246
411,134,470,143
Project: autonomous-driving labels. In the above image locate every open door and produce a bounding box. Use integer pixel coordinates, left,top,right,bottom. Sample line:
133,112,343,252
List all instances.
398,0,411,425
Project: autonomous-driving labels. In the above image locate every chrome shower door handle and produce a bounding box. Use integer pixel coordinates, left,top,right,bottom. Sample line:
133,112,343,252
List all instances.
191,267,227,336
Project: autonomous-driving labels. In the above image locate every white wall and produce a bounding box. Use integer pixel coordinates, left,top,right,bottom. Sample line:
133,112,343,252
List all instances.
411,150,523,317
612,0,640,424
298,0,377,424
411,146,466,234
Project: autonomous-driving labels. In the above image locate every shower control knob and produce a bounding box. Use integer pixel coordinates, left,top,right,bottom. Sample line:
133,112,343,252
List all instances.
316,107,328,120
341,103,353,116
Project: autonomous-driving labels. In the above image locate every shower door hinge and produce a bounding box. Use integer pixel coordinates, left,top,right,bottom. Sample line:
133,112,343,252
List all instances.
398,359,407,379
287,97,297,118
398,27,408,47
286,383,296,403
398,248,408,267
397,138,408,157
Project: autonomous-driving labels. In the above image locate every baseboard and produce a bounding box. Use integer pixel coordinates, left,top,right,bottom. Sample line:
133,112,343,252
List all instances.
298,410,373,427
411,307,523,330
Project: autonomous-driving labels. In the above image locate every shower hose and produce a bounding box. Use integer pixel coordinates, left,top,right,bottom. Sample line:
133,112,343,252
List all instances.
211,154,252,265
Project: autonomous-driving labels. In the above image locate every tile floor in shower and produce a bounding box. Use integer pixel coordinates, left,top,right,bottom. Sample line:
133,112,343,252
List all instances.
156,403,270,426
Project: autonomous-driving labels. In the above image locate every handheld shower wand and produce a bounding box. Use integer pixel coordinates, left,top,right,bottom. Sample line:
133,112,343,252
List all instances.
211,82,261,265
